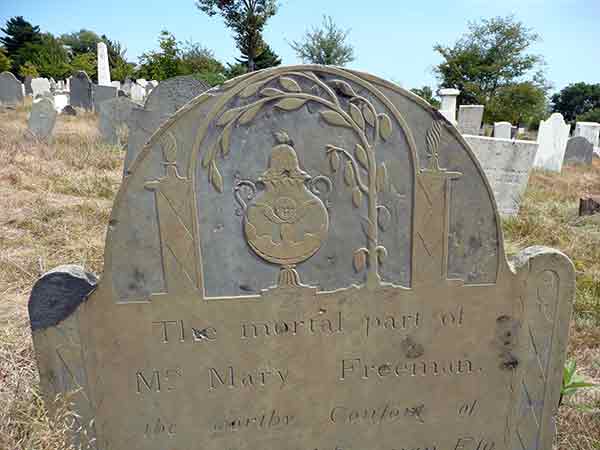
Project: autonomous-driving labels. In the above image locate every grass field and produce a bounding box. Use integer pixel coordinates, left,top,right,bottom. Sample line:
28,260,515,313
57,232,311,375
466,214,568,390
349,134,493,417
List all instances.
0,103,598,449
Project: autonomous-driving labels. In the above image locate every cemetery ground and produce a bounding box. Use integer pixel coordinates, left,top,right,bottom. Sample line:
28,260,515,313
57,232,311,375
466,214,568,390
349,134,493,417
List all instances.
0,103,598,449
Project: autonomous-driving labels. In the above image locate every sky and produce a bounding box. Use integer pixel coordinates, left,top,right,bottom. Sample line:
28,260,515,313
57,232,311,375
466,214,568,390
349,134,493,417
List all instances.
1,0,599,94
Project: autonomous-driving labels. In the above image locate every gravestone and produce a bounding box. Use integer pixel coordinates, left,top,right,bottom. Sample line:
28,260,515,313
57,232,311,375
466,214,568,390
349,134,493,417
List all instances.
111,81,121,90
130,82,146,103
62,105,77,116
564,136,593,165
0,71,24,105
465,135,538,216
122,78,133,96
31,77,51,98
574,122,600,148
493,122,512,139
457,105,484,135
30,66,574,450
533,113,570,172
71,71,93,111
124,75,210,174
27,97,57,142
92,84,118,112
98,96,137,146
24,75,33,95
53,93,69,113
97,42,111,86
136,78,148,88
439,88,459,124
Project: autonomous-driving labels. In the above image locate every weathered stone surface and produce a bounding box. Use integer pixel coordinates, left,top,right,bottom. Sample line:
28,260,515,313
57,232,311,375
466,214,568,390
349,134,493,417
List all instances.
465,135,538,216
99,96,137,146
97,42,111,86
493,122,512,139
31,77,51,98
27,98,57,141
533,113,570,172
124,107,163,174
53,93,69,113
92,84,118,112
438,87,459,124
0,71,24,105
144,75,209,117
71,71,93,111
564,136,594,165
458,105,484,135
574,121,600,148
24,75,33,95
111,81,121,90
130,82,145,102
30,66,574,450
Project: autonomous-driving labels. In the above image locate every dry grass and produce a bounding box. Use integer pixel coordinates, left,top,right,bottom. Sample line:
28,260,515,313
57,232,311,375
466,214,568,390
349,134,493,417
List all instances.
0,105,598,448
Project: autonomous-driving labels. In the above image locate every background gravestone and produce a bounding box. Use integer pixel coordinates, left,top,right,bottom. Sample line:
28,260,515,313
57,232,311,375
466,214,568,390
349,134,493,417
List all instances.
564,136,594,165
70,71,93,111
24,75,33,95
458,105,484,135
98,96,137,146
92,84,118,112
574,122,600,148
30,66,574,450
27,97,57,142
494,121,512,139
533,113,570,172
0,71,24,106
31,77,51,98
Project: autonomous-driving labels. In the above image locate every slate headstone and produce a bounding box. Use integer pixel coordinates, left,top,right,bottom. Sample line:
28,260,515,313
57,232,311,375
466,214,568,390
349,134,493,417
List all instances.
457,105,484,135
533,113,570,172
564,136,594,165
29,66,575,450
70,71,93,111
28,97,58,142
98,96,137,146
31,77,51,98
0,71,24,105
124,106,163,173
92,84,118,112
493,121,512,139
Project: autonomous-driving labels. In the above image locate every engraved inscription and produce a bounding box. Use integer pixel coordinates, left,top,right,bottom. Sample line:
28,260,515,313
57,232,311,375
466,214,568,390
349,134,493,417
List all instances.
211,409,294,434
136,368,182,394
329,402,426,425
153,320,217,343
208,366,289,391
340,358,479,381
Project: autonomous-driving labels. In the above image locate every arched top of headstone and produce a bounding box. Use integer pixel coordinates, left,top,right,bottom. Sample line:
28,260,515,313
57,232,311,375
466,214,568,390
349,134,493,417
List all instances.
144,75,210,116
104,65,506,300
0,71,24,105
74,70,91,82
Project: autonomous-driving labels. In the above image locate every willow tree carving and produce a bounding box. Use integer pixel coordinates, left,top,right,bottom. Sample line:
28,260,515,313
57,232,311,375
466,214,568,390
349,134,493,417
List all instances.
202,72,395,289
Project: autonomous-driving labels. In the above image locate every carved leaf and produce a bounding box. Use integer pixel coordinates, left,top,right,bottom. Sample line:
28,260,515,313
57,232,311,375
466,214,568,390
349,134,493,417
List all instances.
377,163,388,193
274,98,307,111
377,206,392,231
377,246,388,265
274,130,291,144
201,142,216,168
220,125,232,156
279,77,301,93
331,79,356,97
378,113,393,140
350,103,365,130
238,103,262,125
261,87,285,97
426,120,442,156
363,104,376,127
353,248,367,272
321,110,349,128
355,144,368,170
352,187,362,208
344,160,355,186
210,162,223,193
217,107,242,126
240,82,262,98
329,150,340,172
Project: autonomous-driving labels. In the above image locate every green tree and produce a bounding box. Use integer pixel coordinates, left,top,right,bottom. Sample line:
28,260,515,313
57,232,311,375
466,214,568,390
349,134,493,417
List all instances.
237,43,281,70
290,16,354,66
70,52,96,79
60,29,101,55
577,108,600,124
195,0,278,71
0,47,11,72
434,15,544,115
487,81,548,126
0,16,42,72
100,35,134,80
137,31,182,80
551,82,600,123
410,86,441,108
18,61,38,78
22,33,71,79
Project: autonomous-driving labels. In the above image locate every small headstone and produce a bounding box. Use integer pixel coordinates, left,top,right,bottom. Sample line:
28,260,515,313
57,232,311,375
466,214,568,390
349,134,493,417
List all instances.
130,82,146,103
579,195,600,216
92,84,118,112
30,66,574,450
438,88,460,124
27,97,57,142
98,96,137,146
493,121,512,139
466,135,538,216
70,71,93,111
0,71,24,105
533,113,570,172
53,93,69,113
62,105,77,116
31,77,51,98
24,76,33,95
574,121,600,148
111,81,121,90
564,136,594,165
97,42,111,86
457,105,484,135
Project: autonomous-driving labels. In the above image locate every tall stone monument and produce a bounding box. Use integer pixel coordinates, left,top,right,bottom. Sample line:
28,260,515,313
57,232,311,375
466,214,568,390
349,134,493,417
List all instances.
533,113,570,172
0,71,24,105
97,42,111,87
30,66,575,450
439,88,460,124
